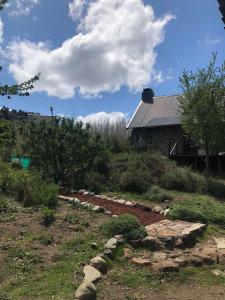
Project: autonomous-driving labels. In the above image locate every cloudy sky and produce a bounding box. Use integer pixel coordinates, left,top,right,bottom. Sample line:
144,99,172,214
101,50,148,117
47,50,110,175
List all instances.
0,0,224,123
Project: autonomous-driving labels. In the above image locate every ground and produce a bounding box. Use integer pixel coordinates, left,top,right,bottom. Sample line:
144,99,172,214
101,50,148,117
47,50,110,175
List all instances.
1,193,225,299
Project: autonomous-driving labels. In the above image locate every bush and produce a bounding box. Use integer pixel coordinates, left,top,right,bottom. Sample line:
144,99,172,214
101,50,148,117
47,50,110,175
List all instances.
207,179,225,199
42,208,55,226
12,171,58,207
168,196,225,225
143,185,173,202
84,171,106,193
0,162,13,193
0,197,9,213
161,167,207,193
119,170,148,193
101,214,147,241
11,160,22,170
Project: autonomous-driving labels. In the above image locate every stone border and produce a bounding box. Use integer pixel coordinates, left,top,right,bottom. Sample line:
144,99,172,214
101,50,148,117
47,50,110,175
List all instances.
59,189,170,218
75,235,124,300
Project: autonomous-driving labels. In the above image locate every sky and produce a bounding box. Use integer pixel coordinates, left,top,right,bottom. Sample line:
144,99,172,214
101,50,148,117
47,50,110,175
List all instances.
0,0,224,123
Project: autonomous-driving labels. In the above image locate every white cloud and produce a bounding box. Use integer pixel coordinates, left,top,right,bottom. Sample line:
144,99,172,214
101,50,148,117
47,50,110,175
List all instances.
69,0,87,21
7,0,40,17
197,36,222,47
77,111,127,125
0,18,4,43
8,0,174,99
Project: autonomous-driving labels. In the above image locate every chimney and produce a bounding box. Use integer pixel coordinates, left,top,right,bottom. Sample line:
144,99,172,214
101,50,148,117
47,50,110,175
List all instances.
142,88,154,104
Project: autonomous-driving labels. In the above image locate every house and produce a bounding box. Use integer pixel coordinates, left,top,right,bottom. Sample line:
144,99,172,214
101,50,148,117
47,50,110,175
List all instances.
127,89,197,156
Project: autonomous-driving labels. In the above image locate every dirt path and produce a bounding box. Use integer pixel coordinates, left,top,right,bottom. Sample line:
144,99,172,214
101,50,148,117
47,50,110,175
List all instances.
64,193,165,226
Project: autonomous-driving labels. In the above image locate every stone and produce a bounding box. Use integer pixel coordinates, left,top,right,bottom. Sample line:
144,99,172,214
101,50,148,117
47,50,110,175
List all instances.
214,238,225,249
174,257,188,267
125,201,135,206
84,191,91,195
75,281,96,300
193,252,214,265
59,195,70,201
164,209,170,216
201,244,218,262
106,197,113,201
112,215,118,218
123,248,133,259
152,205,164,213
117,199,126,204
141,236,161,251
152,259,179,272
184,255,202,267
115,235,124,242
89,192,95,196
145,220,206,249
69,198,80,205
92,206,104,213
102,249,113,259
90,256,107,274
218,249,225,264
212,269,225,276
132,257,152,266
104,238,118,250
152,252,167,262
79,189,86,194
90,243,98,250
81,202,92,209
104,210,112,216
83,265,102,283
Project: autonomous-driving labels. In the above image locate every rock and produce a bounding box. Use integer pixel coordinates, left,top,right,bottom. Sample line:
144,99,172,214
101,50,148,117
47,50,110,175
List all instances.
89,192,95,196
104,238,118,250
117,199,126,204
152,259,179,272
92,206,104,213
184,255,202,267
201,244,218,262
218,249,225,264
90,256,107,274
123,248,133,259
115,235,124,242
70,189,76,193
83,265,102,283
132,257,152,266
125,201,135,206
112,215,118,218
75,281,96,300
106,197,113,201
152,252,167,262
152,206,164,213
214,238,225,249
84,191,91,195
102,249,113,259
104,210,112,216
79,189,86,194
212,269,225,276
174,257,188,267
69,198,80,205
81,202,92,209
164,209,170,216
59,195,69,201
145,220,206,249
90,243,98,250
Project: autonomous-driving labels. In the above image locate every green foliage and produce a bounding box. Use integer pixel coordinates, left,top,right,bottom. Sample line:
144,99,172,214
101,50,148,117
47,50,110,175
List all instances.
119,170,148,193
207,178,225,199
0,197,9,213
12,171,58,207
168,196,225,225
0,162,13,193
0,120,15,161
10,160,22,170
38,234,54,245
179,54,225,172
21,117,106,187
84,171,107,193
161,167,207,193
101,214,147,241
143,185,173,202
42,208,55,226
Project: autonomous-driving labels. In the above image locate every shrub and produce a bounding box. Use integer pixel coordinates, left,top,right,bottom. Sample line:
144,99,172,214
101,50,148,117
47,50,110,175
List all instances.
0,197,9,213
12,171,58,207
11,160,22,170
84,171,106,193
101,214,147,241
0,162,13,193
42,208,55,226
119,171,148,193
161,167,207,193
38,234,53,245
207,179,225,199
168,196,225,225
143,185,173,202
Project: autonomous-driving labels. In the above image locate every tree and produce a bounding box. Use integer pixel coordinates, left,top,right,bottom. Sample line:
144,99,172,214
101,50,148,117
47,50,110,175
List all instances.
20,116,107,186
179,54,225,173
0,119,15,161
0,0,39,99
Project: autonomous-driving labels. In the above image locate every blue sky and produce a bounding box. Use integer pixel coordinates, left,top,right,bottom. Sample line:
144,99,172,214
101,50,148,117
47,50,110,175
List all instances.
0,0,224,122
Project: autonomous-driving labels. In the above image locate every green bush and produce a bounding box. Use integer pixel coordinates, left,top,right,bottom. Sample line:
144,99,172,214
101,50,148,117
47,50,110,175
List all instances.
0,197,9,213
207,179,225,199
84,171,106,193
119,170,148,193
161,167,207,193
0,162,13,193
143,185,173,203
12,171,58,207
11,160,22,170
168,196,225,225
42,208,55,226
101,214,147,241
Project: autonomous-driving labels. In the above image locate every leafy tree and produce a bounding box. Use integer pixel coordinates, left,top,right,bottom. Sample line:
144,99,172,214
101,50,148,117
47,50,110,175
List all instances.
0,119,15,161
0,0,39,98
179,54,225,173
21,117,107,186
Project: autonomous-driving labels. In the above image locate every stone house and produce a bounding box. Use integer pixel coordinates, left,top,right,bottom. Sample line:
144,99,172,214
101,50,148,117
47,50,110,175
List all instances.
127,89,197,156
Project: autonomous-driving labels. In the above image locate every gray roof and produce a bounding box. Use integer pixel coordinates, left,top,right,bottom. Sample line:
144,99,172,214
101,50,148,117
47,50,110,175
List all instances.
127,95,181,129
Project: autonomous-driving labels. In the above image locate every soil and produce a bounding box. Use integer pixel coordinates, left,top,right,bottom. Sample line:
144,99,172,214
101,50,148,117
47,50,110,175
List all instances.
65,193,165,226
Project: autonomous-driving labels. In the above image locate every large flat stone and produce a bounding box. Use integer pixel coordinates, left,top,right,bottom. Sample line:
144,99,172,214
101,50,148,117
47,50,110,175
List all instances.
83,265,102,284
145,220,206,249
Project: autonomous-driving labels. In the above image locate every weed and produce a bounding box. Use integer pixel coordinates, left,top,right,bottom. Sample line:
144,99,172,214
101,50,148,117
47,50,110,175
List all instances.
42,208,55,226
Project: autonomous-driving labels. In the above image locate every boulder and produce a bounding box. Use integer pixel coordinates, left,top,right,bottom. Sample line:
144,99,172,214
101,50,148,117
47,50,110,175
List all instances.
141,236,161,251
90,256,107,274
104,238,118,250
152,259,179,272
102,249,113,259
75,281,96,300
152,252,167,262
132,257,152,266
83,265,102,284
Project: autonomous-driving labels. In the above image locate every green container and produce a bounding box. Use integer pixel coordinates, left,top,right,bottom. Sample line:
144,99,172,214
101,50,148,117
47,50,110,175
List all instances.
11,156,31,170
